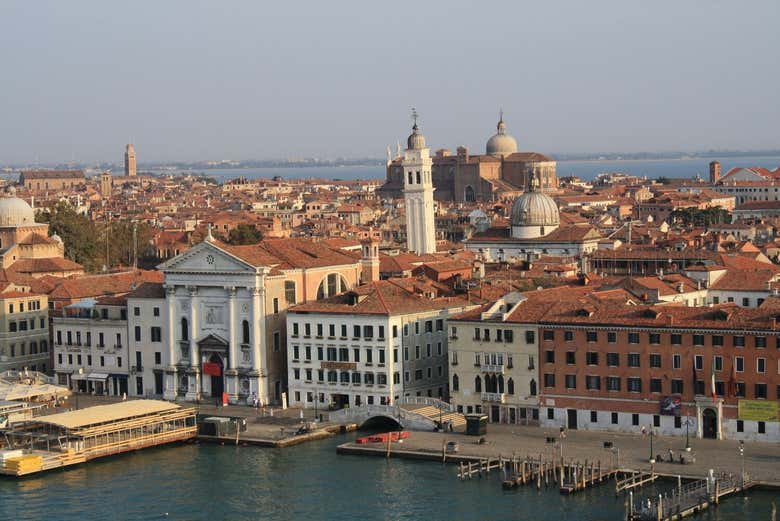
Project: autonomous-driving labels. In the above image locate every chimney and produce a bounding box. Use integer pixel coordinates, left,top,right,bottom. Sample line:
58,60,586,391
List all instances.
677,282,684,293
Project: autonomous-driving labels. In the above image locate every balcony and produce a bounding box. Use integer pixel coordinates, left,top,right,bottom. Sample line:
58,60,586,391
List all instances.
481,392,506,403
480,363,505,374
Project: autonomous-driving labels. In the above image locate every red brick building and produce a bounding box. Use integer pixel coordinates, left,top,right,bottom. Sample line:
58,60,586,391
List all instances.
537,294,780,442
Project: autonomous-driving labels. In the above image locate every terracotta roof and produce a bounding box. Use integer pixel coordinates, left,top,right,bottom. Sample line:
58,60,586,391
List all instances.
126,282,166,299
288,279,473,316
9,257,83,274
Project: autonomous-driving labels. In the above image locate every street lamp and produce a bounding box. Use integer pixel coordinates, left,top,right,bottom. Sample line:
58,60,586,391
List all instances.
683,417,692,451
649,426,655,464
739,440,745,487
75,368,84,410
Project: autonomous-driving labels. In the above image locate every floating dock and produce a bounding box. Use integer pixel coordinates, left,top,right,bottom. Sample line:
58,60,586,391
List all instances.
0,400,196,477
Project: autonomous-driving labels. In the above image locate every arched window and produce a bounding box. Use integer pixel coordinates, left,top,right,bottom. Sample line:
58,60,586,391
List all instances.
242,320,250,344
529,379,537,396
181,317,189,341
507,378,515,395
464,186,475,202
474,375,482,393
40,340,47,353
317,273,349,299
452,374,459,392
498,375,504,394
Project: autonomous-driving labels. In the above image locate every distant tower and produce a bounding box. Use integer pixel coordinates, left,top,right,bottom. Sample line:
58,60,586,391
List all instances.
361,236,380,283
100,171,113,199
125,144,137,177
709,160,721,184
402,110,436,255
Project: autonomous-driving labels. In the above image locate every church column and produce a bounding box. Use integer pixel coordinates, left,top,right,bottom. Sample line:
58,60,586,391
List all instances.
250,286,266,404
227,287,237,370
186,286,201,401
189,287,199,368
225,287,239,403
163,285,177,400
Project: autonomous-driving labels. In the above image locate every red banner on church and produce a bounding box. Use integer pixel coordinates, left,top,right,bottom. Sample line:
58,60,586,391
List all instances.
203,362,222,376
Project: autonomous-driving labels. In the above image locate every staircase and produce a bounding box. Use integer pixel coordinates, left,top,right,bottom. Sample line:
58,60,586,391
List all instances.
398,403,467,431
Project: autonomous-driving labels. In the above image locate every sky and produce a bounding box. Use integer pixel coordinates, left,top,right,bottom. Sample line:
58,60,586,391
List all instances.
1,1,779,164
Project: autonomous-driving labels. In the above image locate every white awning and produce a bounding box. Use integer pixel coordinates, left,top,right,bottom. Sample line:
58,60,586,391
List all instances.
70,374,87,381
87,373,109,381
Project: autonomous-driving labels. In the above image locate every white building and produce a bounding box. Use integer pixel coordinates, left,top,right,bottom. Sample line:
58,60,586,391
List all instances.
402,117,436,255
126,282,168,397
156,233,363,405
53,297,129,396
286,280,477,409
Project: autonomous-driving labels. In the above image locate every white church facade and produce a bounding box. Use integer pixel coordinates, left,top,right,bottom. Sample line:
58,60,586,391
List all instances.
155,233,365,405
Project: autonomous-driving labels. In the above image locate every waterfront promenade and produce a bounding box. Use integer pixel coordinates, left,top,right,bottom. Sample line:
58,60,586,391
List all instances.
339,424,780,485
45,394,780,484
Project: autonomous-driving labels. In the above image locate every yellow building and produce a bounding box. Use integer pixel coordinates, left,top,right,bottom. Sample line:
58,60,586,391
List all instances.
0,289,51,374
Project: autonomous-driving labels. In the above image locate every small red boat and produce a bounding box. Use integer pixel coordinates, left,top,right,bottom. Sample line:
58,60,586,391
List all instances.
356,431,410,444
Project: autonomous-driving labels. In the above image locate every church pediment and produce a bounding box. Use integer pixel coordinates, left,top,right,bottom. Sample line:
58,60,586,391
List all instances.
158,241,257,273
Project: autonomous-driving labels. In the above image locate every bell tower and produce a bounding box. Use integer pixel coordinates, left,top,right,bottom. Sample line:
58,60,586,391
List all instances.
402,110,436,255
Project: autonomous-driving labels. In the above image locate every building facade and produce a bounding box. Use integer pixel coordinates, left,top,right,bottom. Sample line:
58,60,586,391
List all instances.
286,280,477,409
448,292,541,424
537,298,780,442
156,235,363,405
0,291,50,374
52,297,129,396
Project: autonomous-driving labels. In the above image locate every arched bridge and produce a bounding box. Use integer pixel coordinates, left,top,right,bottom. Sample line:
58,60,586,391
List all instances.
328,397,466,432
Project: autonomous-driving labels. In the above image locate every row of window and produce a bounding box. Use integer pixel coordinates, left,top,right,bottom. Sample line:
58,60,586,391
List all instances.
293,368,397,386
56,330,123,348
133,306,160,317
58,353,122,368
8,317,46,332
542,329,776,349
298,391,392,407
134,326,162,343
543,373,779,399
292,320,445,340
2,340,47,358
546,350,774,374
452,374,535,396
8,300,42,314
291,345,393,365
546,408,770,434
470,328,531,344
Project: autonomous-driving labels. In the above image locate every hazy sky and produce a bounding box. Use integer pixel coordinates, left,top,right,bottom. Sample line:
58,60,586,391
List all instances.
2,1,779,164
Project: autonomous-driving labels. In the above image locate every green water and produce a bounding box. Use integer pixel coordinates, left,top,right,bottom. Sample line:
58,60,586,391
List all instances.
0,435,776,520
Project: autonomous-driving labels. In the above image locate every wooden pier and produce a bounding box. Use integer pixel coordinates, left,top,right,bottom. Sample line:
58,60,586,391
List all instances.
616,470,658,495
627,473,755,521
458,453,618,495
0,400,196,476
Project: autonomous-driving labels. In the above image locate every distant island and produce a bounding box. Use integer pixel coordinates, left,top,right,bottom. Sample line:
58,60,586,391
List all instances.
3,149,780,173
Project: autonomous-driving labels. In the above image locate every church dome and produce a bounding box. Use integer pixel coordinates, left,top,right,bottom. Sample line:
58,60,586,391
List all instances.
486,116,518,157
0,192,36,227
407,123,426,150
510,184,559,228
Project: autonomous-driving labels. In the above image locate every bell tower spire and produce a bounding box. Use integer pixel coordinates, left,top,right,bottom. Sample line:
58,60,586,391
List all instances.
402,111,436,255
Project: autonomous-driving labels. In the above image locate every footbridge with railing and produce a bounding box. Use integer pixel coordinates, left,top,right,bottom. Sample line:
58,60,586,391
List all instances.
328,397,466,431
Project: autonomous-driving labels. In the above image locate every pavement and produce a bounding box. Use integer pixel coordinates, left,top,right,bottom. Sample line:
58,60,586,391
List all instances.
342,423,780,485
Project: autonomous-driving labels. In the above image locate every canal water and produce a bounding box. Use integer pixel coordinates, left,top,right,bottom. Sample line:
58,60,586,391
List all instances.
0,434,775,520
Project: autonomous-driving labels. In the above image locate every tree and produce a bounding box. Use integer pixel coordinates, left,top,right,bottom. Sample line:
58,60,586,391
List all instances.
226,224,263,245
36,202,102,271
